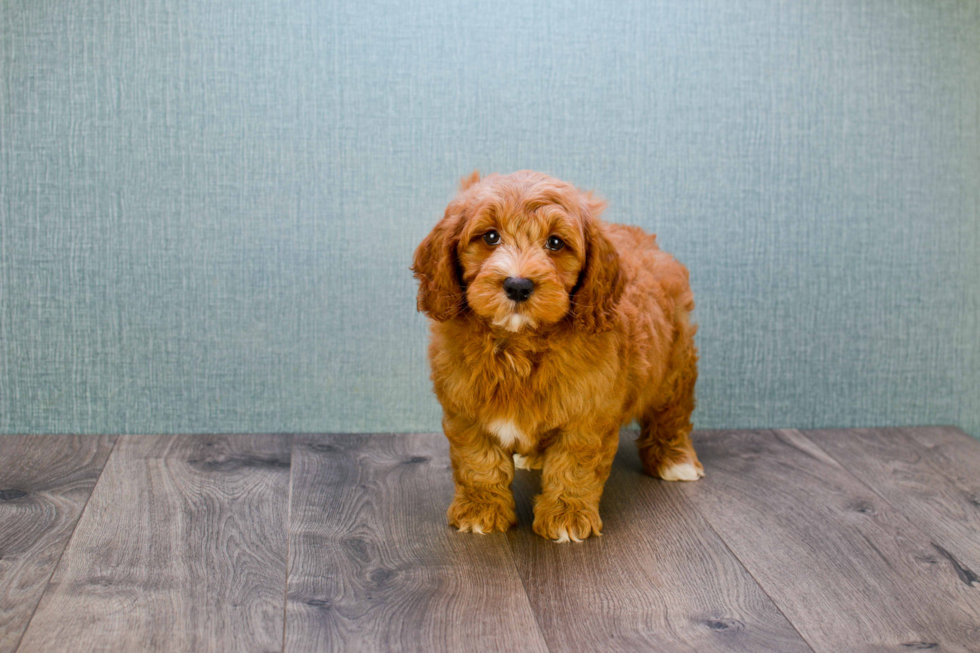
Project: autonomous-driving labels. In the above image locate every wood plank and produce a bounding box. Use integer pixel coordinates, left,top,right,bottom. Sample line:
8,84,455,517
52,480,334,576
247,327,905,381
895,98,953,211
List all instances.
0,435,115,653
806,427,980,576
687,428,980,653
899,426,980,499
284,433,548,653
17,434,291,653
506,431,813,653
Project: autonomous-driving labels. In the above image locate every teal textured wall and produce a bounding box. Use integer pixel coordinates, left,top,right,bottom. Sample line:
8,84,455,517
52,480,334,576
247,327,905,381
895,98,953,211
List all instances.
1,1,978,436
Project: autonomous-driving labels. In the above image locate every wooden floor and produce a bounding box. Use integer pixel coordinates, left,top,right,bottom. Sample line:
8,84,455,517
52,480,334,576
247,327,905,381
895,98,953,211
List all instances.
1,428,979,652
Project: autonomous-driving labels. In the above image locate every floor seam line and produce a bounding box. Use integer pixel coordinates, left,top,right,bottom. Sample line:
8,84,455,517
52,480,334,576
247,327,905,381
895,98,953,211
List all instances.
504,527,554,653
13,434,122,653
280,434,296,653
685,431,818,653
695,508,817,653
789,427,980,590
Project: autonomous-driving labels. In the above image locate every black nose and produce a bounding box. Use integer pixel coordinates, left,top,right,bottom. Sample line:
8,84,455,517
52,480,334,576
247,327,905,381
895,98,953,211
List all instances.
503,277,535,302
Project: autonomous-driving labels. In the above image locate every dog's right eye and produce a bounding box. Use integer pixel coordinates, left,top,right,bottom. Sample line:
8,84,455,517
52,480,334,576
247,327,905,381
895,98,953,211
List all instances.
483,230,501,245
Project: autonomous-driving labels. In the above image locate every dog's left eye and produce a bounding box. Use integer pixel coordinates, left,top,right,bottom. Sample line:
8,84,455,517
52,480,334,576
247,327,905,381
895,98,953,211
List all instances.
483,230,501,245
545,236,565,251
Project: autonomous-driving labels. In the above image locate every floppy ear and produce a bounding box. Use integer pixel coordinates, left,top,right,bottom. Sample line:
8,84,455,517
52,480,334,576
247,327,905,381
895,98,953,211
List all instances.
411,202,467,322
571,194,624,334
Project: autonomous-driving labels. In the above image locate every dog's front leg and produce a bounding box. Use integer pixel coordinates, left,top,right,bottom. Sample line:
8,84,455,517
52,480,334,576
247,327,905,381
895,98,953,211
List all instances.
533,427,619,542
443,413,517,534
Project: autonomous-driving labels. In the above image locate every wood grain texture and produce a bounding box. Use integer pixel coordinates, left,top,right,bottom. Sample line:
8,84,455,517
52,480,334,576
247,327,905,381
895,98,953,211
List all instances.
16,434,292,653
807,427,980,576
0,435,115,653
900,426,980,514
687,429,980,653
284,433,548,653
507,431,813,653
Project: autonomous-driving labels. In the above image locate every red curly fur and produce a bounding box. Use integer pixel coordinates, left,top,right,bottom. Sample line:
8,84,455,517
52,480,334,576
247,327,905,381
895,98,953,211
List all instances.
411,171,702,542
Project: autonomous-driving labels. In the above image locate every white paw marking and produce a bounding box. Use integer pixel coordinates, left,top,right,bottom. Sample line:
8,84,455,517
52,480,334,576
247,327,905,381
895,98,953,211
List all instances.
513,453,532,470
658,462,704,482
487,420,523,448
471,524,486,535
554,526,583,544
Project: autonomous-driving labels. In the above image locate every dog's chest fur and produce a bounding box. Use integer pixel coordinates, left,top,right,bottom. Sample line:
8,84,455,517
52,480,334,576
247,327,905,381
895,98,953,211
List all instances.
432,317,625,451
449,336,587,448
485,419,526,447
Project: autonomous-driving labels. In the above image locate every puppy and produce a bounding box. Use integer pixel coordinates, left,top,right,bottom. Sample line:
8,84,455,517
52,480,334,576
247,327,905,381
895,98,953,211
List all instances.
411,171,702,542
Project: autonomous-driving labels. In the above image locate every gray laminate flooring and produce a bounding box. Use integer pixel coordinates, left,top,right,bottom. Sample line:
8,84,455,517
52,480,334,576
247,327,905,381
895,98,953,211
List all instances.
2,427,979,652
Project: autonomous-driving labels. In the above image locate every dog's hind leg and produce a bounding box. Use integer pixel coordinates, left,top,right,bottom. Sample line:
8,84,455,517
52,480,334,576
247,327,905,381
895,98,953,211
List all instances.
636,335,703,481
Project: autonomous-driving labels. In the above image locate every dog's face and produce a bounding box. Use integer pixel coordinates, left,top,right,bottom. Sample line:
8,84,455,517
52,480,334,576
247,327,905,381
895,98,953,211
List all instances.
412,171,623,334
457,187,585,332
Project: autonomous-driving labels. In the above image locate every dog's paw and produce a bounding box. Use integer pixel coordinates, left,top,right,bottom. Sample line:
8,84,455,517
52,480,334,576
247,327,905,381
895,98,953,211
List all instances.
532,500,602,543
447,495,516,534
657,460,705,482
